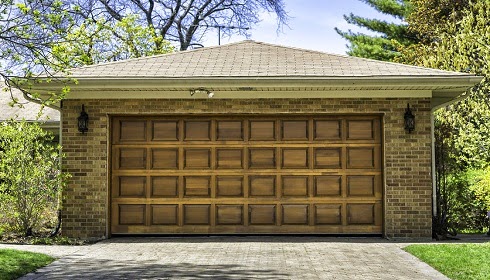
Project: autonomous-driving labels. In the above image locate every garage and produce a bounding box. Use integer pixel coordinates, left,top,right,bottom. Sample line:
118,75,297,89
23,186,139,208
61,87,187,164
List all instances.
110,115,383,234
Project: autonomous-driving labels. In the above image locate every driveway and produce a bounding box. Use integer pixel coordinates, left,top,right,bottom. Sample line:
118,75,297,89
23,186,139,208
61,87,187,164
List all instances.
0,236,448,280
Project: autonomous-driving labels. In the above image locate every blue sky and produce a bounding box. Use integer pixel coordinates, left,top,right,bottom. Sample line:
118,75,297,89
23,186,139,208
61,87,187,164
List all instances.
202,0,401,55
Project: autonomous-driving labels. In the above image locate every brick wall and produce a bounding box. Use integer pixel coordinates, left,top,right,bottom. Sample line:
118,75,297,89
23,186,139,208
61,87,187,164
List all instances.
61,97,432,239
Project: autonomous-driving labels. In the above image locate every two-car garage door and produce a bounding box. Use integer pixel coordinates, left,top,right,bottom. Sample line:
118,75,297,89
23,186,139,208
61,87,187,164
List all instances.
110,115,383,234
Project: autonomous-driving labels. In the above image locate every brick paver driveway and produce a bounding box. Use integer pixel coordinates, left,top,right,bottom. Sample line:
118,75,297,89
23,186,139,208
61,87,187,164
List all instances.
1,237,448,280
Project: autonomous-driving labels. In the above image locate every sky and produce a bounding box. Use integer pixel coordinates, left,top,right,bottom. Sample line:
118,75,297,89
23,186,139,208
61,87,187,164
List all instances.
201,0,402,55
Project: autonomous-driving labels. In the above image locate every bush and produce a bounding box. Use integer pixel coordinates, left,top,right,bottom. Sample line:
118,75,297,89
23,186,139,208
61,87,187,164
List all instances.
0,120,68,236
446,168,490,231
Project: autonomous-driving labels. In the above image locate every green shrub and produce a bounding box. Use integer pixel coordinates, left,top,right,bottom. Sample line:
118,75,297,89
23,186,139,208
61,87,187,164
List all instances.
0,120,69,236
446,168,490,231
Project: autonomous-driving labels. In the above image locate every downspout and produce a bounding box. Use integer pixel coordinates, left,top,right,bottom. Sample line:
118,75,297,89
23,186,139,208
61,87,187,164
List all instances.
431,93,469,217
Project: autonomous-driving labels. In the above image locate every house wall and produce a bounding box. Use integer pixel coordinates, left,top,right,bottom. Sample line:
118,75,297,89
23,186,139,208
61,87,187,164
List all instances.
61,97,432,239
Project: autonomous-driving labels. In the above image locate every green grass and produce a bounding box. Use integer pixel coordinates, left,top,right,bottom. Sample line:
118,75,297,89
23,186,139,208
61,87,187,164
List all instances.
404,243,490,280
0,249,54,280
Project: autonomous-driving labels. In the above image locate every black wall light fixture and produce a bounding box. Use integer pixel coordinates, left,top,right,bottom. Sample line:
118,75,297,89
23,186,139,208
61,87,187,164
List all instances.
404,103,415,133
78,104,89,134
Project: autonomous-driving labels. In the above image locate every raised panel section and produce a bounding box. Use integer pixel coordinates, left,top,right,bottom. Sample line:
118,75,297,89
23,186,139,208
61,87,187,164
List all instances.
151,205,178,225
315,204,342,225
117,176,146,197
216,176,243,197
119,204,145,225
152,121,178,141
184,176,211,197
282,120,308,140
217,149,243,169
217,121,243,140
249,176,276,197
282,176,308,197
152,148,178,169
249,148,276,168
347,148,375,169
216,205,243,225
347,120,374,140
151,176,178,197
119,148,146,169
347,176,375,196
282,205,308,225
185,121,210,140
119,121,146,141
249,121,275,140
184,205,210,225
347,204,375,225
282,148,308,168
314,148,341,169
314,120,341,140
249,205,276,225
185,149,210,169
314,176,341,197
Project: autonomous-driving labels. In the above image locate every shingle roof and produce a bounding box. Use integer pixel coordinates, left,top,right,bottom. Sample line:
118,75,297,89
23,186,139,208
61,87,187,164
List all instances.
0,83,60,122
67,40,470,79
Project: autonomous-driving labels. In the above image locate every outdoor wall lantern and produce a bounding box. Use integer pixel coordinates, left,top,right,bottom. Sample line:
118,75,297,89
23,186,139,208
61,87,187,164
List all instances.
77,104,89,134
404,103,415,133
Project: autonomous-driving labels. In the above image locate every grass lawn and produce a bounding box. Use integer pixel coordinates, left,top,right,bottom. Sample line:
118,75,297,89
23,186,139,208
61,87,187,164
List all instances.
0,249,54,280
404,243,490,280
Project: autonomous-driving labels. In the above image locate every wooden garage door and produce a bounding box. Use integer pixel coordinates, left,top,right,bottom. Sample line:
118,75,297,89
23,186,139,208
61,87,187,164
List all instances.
110,115,383,234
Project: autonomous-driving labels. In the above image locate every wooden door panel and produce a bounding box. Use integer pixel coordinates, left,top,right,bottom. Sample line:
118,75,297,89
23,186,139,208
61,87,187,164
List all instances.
314,148,341,168
184,205,210,225
314,176,342,197
119,121,147,141
116,176,146,198
184,176,211,197
217,121,243,140
314,120,341,140
315,204,342,225
152,121,179,141
282,148,308,168
111,115,383,234
152,148,178,169
282,120,308,140
216,176,243,197
249,205,276,225
249,121,275,140
185,121,210,140
282,205,308,225
118,148,146,169
217,149,243,169
151,177,179,197
119,205,146,225
151,205,178,225
282,176,308,197
249,176,276,197
216,205,243,225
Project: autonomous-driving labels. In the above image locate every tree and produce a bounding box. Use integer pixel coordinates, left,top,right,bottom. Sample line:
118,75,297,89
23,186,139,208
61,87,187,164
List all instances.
70,0,289,51
0,120,68,236
399,0,490,235
335,0,415,61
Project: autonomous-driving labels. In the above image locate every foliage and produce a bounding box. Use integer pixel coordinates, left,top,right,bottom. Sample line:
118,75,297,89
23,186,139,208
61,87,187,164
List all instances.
0,120,68,236
0,0,74,106
407,0,470,43
399,1,490,169
404,244,490,280
52,14,175,67
0,249,54,280
69,0,289,51
335,0,416,61
444,169,490,231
